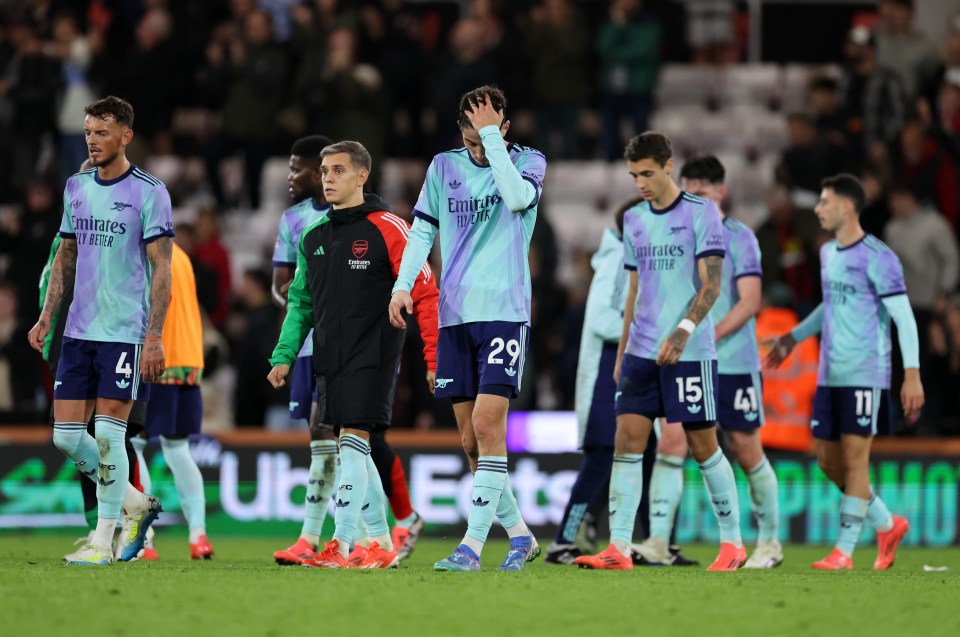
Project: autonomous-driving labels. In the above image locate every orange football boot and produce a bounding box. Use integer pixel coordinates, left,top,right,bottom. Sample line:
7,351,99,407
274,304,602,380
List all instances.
274,538,317,566
874,516,909,570
574,544,633,570
706,543,747,572
812,548,853,570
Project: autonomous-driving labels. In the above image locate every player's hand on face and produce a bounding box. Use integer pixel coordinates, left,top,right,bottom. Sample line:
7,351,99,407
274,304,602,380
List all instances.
426,370,436,395
267,364,290,389
901,370,925,419
762,334,796,369
27,316,50,352
141,335,165,382
657,328,689,366
388,291,414,329
465,92,504,131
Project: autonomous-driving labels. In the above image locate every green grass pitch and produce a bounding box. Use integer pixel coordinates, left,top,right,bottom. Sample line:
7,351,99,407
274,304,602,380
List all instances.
2,533,959,637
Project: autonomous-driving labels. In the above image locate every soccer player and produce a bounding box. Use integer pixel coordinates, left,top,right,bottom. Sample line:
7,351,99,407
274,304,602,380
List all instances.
765,173,921,570
575,132,746,572
268,141,439,569
39,232,151,561
389,86,545,571
268,136,426,565
131,241,212,560
28,96,170,565
633,156,783,568
269,134,340,565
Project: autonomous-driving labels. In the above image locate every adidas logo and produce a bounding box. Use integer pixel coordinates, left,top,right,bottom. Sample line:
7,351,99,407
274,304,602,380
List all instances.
361,503,370,511
98,477,116,486
744,411,759,422
306,495,325,503
717,510,731,518
687,404,702,414
335,498,350,508
314,246,325,255
472,496,490,507
609,510,617,516
448,180,462,189
81,469,95,477
841,521,853,529
116,378,130,389
504,367,516,377
857,416,871,427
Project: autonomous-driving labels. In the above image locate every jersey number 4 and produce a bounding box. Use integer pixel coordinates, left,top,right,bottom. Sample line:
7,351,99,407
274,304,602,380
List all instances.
116,352,132,378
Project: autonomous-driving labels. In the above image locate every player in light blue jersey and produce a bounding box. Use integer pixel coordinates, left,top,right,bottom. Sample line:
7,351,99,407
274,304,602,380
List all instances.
28,96,169,565
576,133,746,572
633,156,782,569
389,86,545,571
766,174,923,570
269,134,339,566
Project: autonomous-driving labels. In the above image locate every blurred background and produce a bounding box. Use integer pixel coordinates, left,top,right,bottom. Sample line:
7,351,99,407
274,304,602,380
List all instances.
1,0,959,544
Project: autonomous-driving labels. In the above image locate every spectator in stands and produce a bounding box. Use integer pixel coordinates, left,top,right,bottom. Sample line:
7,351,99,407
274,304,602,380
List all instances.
93,8,178,160
4,20,59,199
0,179,59,320
839,26,907,162
884,181,959,433
808,76,847,147
596,0,661,161
858,166,891,239
526,0,589,160
777,112,848,206
0,279,40,423
876,0,939,99
755,186,822,317
192,208,233,329
201,9,286,210
356,0,425,157
430,18,498,152
48,13,96,189
919,31,960,121
932,78,960,160
232,267,287,427
894,117,960,229
295,28,386,185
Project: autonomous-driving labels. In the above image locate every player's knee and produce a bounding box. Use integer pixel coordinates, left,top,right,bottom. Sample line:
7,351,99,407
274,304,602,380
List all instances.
685,432,718,463
614,426,646,454
52,428,80,457
658,430,688,456
461,435,479,463
309,424,336,441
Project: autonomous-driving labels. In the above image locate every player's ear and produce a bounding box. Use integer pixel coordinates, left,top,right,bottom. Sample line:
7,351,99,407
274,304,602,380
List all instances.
357,169,369,188
500,119,511,136
121,127,133,147
664,157,674,175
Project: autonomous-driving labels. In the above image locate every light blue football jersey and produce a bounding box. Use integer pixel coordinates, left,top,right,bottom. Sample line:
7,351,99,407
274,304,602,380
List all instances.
712,216,762,374
59,165,174,344
273,197,329,357
623,192,725,361
819,234,907,388
412,143,546,327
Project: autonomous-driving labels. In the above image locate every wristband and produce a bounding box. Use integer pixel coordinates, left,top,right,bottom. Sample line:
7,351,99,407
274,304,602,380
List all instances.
677,319,696,334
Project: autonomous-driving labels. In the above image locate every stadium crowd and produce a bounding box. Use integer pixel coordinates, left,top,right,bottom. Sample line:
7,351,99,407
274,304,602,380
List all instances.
0,0,959,436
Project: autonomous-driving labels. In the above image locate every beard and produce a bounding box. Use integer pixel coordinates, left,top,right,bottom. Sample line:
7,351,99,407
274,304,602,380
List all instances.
89,149,120,168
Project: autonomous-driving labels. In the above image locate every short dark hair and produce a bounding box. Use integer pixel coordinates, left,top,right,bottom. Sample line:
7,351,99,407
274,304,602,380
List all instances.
320,140,372,172
821,173,866,213
457,85,507,130
84,96,134,128
623,132,673,166
614,196,644,234
291,135,333,160
680,155,725,184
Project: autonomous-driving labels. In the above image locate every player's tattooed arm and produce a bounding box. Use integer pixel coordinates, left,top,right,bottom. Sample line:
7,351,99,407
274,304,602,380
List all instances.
687,255,723,325
656,255,722,365
142,236,173,381
41,238,77,319
29,238,77,352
